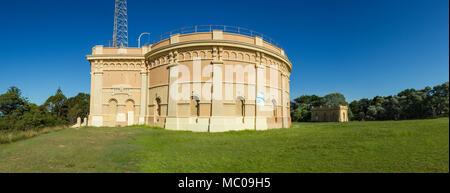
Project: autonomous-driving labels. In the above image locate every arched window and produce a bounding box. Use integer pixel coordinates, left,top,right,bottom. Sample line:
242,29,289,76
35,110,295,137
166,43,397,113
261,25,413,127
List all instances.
237,96,245,123
156,98,161,116
108,99,118,114
126,100,135,112
155,97,161,123
272,99,278,122
191,95,200,117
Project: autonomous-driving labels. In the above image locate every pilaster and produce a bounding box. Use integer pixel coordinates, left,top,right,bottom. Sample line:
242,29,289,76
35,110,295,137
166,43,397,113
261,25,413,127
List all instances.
255,52,268,130
165,63,179,130
139,70,148,124
208,59,226,132
281,73,288,128
91,70,104,127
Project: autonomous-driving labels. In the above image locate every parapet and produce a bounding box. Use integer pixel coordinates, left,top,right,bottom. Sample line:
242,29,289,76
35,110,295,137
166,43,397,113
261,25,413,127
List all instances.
89,45,151,56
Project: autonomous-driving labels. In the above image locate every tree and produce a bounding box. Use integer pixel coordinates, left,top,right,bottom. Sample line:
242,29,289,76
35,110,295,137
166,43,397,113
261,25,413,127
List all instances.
381,96,401,120
349,100,361,120
359,98,371,114
432,82,449,117
365,106,377,121
65,93,90,124
375,106,385,120
398,88,416,97
290,101,298,112
401,90,425,119
0,87,28,116
358,112,365,121
323,93,347,106
43,88,68,118
291,103,311,122
294,95,324,107
292,95,326,122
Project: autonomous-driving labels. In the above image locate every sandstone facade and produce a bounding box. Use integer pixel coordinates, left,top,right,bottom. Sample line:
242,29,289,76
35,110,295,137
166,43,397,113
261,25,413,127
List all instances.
87,30,292,132
311,106,349,122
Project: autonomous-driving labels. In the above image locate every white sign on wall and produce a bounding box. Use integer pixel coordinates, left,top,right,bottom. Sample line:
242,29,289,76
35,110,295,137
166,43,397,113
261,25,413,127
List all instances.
92,116,103,127
127,111,134,126
116,113,126,122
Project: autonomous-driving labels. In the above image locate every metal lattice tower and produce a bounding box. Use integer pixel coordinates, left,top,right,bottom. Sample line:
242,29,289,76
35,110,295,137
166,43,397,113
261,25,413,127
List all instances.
112,0,128,47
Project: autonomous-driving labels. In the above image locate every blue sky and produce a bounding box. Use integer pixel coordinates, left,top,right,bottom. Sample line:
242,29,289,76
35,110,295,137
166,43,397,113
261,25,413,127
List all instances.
0,0,448,104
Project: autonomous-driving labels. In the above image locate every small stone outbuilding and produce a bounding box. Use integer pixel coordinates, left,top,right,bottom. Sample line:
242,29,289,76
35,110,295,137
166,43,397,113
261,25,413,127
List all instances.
311,105,349,122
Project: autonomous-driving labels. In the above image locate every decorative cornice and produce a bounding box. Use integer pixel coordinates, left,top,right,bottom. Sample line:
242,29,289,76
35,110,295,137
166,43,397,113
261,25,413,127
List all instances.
211,60,224,65
145,40,292,72
255,64,265,69
86,55,145,61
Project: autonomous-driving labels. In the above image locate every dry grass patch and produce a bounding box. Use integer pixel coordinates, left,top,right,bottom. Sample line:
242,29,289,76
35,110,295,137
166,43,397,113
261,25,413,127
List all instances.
0,127,67,144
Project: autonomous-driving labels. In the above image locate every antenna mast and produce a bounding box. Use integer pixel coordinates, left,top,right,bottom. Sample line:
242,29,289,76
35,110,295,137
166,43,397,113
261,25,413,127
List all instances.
112,0,128,47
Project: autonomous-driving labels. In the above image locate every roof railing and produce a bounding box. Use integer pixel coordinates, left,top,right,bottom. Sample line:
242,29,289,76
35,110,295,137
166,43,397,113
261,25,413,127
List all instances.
152,25,282,48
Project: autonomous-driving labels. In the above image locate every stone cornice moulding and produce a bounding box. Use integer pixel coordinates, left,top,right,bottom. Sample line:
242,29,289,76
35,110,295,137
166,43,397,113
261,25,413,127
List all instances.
145,40,292,72
103,69,142,72
211,60,224,65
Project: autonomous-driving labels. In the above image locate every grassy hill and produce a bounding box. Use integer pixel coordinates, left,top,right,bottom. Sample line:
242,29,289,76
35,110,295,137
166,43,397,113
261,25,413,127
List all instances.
0,118,448,173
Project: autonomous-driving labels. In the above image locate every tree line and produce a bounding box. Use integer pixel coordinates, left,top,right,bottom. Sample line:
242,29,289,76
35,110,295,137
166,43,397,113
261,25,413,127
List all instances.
0,87,90,131
291,82,449,122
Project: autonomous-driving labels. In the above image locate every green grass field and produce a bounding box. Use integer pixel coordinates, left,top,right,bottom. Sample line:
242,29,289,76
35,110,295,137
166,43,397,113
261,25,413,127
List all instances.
0,118,448,173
